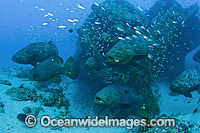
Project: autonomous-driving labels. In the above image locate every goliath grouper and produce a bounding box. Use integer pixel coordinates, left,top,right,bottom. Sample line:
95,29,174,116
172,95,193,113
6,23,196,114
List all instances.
106,34,155,64
12,41,58,66
29,56,79,81
94,84,143,112
170,69,200,98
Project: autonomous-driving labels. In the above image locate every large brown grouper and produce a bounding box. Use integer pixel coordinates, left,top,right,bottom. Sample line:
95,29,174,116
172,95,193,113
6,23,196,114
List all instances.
106,34,155,64
94,84,144,112
170,69,200,98
29,56,79,81
12,41,58,66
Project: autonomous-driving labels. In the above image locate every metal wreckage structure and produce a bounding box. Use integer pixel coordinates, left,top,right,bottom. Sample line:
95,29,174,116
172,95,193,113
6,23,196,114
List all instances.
74,0,200,118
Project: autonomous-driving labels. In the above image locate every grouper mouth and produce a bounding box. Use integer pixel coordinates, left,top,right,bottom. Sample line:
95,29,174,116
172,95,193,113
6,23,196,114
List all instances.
169,85,174,90
106,56,119,63
169,84,179,93
94,97,105,104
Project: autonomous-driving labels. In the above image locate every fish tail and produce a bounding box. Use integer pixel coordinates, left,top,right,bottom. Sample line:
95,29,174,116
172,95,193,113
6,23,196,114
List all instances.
63,57,79,80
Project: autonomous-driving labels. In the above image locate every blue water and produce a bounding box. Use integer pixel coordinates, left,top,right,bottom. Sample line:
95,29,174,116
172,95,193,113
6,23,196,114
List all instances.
0,0,106,67
0,0,199,67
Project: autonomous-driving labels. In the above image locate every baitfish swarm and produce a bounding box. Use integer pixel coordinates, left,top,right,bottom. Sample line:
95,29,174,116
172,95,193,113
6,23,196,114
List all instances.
75,0,199,117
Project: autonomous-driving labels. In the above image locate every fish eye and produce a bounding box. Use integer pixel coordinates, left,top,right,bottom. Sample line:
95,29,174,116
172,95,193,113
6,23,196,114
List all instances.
95,97,101,101
106,36,109,40
125,90,129,94
33,73,39,78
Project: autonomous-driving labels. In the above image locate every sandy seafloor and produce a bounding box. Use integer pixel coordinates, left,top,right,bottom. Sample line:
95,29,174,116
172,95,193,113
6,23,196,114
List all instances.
0,67,200,132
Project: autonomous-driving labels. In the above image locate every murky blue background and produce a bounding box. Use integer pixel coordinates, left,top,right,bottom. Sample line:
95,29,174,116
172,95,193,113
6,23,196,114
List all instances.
0,0,199,67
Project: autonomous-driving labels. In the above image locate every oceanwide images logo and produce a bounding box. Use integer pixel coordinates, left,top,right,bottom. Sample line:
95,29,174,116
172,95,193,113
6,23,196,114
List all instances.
25,115,176,130
25,115,37,128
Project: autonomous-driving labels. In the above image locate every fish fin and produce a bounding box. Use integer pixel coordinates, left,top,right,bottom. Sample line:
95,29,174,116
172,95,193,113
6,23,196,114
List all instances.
184,92,192,98
30,55,38,66
33,73,39,79
191,84,200,91
196,87,200,94
31,62,37,66
50,75,61,83
63,57,79,80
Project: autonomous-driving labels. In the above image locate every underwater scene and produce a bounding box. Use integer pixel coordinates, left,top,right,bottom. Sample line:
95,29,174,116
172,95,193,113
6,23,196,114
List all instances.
1,0,200,132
